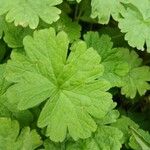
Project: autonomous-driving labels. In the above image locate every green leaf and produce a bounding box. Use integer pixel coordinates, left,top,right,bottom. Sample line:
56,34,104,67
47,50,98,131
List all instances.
44,139,62,150
66,125,123,150
84,32,150,98
0,64,33,126
120,50,150,98
84,32,129,87
6,28,114,142
99,27,127,47
0,16,6,38
96,109,120,125
112,116,139,144
0,0,62,29
91,0,124,24
0,64,11,117
129,127,150,150
0,16,33,48
118,0,150,51
52,13,81,42
0,117,42,150
78,0,96,24
0,64,11,101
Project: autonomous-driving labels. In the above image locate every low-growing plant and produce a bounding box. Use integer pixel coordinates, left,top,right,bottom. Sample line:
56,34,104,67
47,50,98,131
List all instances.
0,0,150,149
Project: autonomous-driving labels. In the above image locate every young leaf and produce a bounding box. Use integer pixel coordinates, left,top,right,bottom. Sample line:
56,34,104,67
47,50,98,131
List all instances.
0,0,62,29
6,28,114,142
0,117,42,150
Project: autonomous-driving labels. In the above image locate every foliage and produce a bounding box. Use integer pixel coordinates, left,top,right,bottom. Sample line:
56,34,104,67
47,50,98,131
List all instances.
0,0,149,149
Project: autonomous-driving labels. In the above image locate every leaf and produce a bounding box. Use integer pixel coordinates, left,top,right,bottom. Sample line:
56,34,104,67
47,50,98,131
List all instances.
84,32,129,87
99,27,127,47
0,16,6,38
124,111,150,131
0,16,33,48
91,0,124,24
120,50,150,98
129,127,150,150
67,0,81,3
66,125,123,150
0,64,11,117
78,0,96,24
96,109,120,125
6,28,114,142
0,117,42,150
0,0,62,29
52,13,81,42
0,64,33,126
0,64,11,100
44,139,62,150
84,32,150,98
112,116,139,144
118,0,150,51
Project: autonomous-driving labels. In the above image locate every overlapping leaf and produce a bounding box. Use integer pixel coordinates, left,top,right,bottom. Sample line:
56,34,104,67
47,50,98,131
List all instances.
6,28,114,142
66,125,123,150
0,117,42,150
84,32,129,87
44,126,123,150
0,16,32,48
0,0,62,29
0,65,11,117
120,50,150,98
52,13,81,42
112,116,139,143
129,127,150,150
91,0,124,24
84,32,150,98
118,0,150,52
112,116,150,149
0,65,33,126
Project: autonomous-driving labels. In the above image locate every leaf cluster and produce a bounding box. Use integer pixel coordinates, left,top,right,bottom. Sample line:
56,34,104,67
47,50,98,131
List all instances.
0,0,150,149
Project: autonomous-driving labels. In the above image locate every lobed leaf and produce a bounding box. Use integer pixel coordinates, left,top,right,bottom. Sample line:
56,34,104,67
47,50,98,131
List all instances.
6,28,114,142
0,0,62,29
